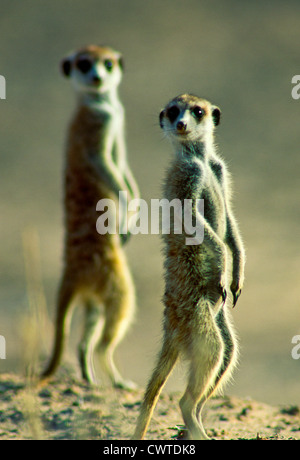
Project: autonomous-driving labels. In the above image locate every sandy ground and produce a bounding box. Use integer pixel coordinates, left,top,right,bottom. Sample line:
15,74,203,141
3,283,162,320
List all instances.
0,373,299,441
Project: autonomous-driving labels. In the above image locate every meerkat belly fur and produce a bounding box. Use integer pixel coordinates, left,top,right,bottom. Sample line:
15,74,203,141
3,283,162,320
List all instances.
133,94,245,440
41,45,139,390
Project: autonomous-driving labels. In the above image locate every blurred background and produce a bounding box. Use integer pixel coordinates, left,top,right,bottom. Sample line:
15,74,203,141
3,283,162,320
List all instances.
1,0,299,405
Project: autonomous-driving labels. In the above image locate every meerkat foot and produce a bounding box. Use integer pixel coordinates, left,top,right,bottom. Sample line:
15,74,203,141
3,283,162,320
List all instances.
114,378,138,391
80,364,97,385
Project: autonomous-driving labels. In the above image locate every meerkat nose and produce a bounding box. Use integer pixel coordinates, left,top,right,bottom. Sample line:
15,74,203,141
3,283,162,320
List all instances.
176,121,187,132
92,75,102,85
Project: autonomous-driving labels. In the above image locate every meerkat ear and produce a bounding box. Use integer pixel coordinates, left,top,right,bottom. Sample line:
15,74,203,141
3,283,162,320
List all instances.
118,57,124,71
212,107,221,126
61,58,72,77
159,110,165,128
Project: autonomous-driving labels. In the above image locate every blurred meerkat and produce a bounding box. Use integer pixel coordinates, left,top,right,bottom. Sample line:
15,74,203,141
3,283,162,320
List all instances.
133,94,245,439
41,45,139,389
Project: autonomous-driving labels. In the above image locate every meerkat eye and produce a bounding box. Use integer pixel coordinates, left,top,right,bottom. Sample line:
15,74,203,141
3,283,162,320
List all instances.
76,58,92,74
104,59,114,72
166,106,180,123
192,106,204,120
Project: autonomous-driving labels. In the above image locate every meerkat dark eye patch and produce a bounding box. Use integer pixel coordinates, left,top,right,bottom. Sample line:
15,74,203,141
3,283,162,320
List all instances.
166,106,180,123
76,58,92,74
192,106,205,120
104,59,114,72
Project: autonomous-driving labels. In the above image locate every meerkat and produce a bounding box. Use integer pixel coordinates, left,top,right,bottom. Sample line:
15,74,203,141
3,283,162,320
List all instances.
133,94,245,440
41,45,139,390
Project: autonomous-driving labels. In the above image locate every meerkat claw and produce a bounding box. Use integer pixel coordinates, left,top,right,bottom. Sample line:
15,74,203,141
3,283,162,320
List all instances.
222,288,227,305
218,284,227,305
232,289,241,308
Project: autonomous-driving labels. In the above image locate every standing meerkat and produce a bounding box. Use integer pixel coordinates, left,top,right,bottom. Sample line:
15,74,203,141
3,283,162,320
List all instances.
41,45,139,389
133,94,245,439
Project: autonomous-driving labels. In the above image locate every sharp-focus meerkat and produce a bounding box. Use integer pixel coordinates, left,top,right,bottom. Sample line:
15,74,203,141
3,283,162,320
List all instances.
133,94,245,439
41,45,139,390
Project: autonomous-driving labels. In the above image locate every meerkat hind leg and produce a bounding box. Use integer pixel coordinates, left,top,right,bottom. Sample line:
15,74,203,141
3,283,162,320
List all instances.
179,311,224,440
96,275,136,390
41,277,75,379
133,338,179,440
97,324,136,390
78,299,104,384
195,306,239,421
180,356,222,440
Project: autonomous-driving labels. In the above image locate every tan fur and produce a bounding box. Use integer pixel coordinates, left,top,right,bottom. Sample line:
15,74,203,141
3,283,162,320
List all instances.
133,94,245,439
41,46,139,389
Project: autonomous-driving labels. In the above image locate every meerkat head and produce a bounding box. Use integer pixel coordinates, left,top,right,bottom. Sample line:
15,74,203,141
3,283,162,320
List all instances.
159,94,221,145
61,45,124,96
